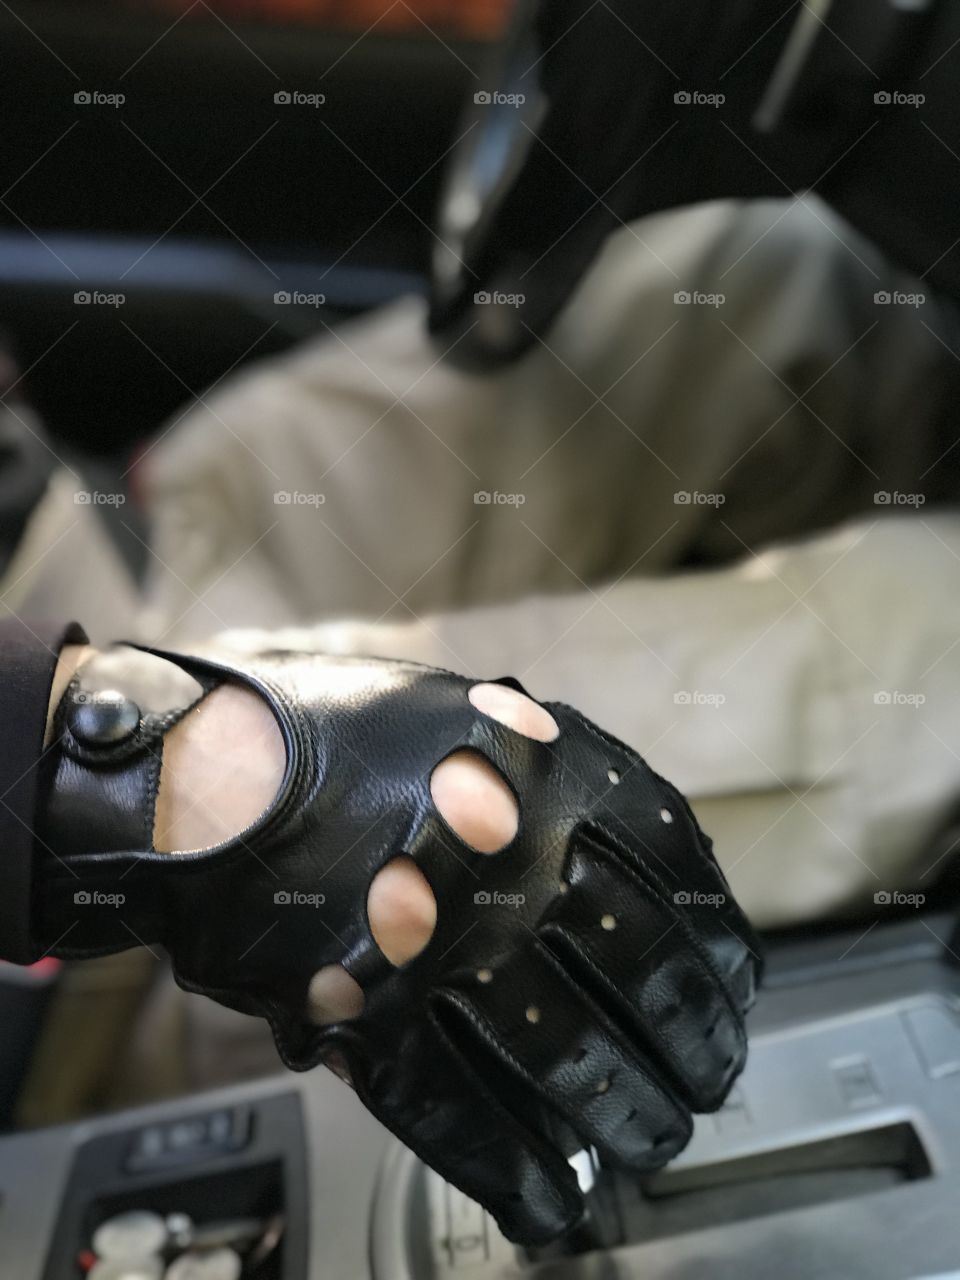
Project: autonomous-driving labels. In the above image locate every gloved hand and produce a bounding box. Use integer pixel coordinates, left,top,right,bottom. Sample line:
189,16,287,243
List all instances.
37,644,761,1245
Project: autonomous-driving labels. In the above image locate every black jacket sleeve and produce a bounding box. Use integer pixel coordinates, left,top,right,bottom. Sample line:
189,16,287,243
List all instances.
0,617,87,963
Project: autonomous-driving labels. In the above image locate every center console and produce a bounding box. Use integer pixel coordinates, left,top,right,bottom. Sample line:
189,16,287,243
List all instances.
4,915,960,1280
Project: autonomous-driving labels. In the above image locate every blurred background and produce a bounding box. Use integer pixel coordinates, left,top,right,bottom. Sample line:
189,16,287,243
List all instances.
2,2,960,1276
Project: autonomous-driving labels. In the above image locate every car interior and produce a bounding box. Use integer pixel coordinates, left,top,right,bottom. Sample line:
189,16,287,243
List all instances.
2,2,960,1278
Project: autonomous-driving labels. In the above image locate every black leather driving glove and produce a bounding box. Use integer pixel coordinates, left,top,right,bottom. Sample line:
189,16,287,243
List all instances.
36,643,762,1245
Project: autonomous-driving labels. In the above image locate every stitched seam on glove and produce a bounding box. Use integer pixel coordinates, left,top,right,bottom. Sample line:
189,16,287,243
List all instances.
434,939,691,1140
551,832,748,1072
539,920,738,1113
584,820,755,1038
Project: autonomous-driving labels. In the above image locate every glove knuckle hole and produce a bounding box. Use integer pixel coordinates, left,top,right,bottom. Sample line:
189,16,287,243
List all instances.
600,912,617,931
430,748,519,853
306,963,365,1026
367,855,436,966
525,1005,541,1024
607,767,621,785
660,807,674,824
468,682,559,742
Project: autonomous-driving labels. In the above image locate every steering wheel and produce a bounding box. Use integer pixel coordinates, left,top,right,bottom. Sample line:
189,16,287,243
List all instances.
428,0,960,369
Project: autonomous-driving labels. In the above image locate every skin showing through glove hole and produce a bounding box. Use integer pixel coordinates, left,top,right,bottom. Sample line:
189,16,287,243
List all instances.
306,683,559,1027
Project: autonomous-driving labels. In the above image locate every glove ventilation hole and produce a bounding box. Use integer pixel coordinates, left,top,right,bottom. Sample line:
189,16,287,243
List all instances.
600,913,617,931
306,965,365,1026
431,748,519,853
468,682,559,741
477,967,494,984
660,807,674,824
607,767,621,785
595,1076,612,1095
367,855,436,966
525,1005,541,1024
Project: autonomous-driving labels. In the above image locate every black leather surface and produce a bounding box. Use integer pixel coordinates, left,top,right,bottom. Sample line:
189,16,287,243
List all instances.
36,644,762,1245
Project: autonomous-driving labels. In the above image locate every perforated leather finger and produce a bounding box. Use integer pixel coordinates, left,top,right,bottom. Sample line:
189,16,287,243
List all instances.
331,1015,584,1245
434,937,692,1172
541,824,746,1110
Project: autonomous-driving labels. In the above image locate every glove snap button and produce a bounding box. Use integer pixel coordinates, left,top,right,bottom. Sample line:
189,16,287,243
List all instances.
68,689,141,746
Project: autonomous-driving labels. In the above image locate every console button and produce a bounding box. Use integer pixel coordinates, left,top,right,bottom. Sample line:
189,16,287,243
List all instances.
124,1109,250,1174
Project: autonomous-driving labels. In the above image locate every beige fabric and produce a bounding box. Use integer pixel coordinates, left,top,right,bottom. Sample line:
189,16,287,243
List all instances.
138,197,952,641
204,513,960,929
1,469,138,645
